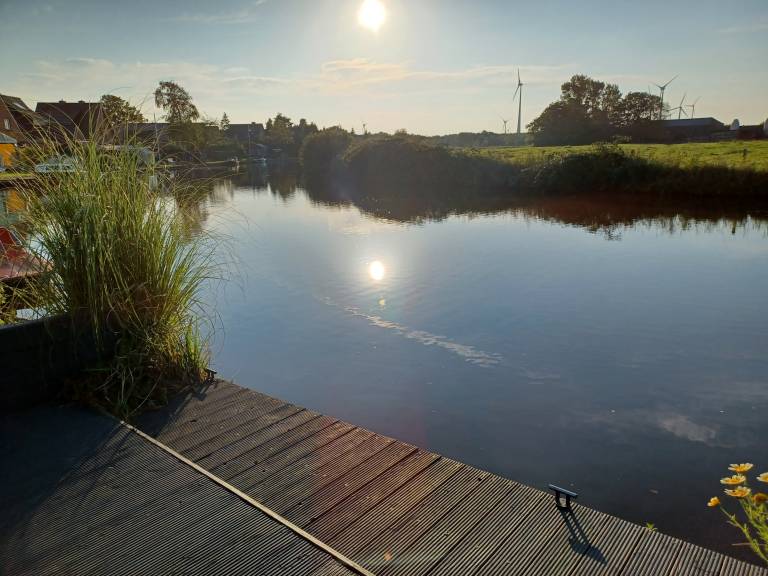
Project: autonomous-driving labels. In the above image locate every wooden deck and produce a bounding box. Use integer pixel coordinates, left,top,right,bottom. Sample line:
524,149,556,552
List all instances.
137,380,768,576
0,405,370,575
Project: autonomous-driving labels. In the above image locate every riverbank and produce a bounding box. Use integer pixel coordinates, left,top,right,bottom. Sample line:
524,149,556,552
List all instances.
469,141,768,172
301,133,768,198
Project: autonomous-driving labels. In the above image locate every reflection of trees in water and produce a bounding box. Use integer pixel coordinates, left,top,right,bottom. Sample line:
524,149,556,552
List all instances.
301,181,768,239
166,169,768,239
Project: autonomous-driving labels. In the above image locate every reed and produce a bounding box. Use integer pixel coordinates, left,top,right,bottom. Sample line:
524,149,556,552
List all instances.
15,131,216,419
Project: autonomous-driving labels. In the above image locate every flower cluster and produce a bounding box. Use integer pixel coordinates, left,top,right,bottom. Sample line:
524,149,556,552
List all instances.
708,462,768,566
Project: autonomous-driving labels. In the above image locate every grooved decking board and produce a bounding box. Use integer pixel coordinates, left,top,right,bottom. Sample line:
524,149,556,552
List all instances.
0,405,367,576
136,380,768,576
207,415,345,477
228,421,359,489
241,428,377,498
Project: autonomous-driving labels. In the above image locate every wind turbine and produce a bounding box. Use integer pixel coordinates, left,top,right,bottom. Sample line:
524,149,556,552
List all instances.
500,117,510,134
686,97,700,119
653,75,678,120
513,68,523,142
674,93,687,120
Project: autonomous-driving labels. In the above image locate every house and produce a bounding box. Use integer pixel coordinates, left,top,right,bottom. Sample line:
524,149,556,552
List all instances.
0,132,18,170
228,122,265,155
0,94,50,144
658,117,726,142
125,122,171,145
35,100,107,140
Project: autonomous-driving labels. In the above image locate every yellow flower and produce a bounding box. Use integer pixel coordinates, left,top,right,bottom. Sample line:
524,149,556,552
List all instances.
728,463,754,473
725,486,751,498
757,472,768,483
753,493,768,505
720,474,747,486
707,496,721,507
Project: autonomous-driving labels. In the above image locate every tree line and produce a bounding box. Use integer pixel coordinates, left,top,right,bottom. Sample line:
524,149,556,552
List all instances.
98,81,320,160
527,75,667,146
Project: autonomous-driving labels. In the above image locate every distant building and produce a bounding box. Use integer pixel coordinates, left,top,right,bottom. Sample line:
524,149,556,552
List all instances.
0,94,50,144
35,100,107,140
657,117,726,142
125,122,171,145
0,132,17,170
228,122,265,155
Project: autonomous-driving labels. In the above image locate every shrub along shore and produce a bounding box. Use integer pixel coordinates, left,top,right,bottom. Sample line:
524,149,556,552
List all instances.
300,132,768,199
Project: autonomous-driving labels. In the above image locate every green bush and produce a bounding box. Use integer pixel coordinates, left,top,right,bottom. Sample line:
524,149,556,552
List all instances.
299,127,352,181
340,135,513,191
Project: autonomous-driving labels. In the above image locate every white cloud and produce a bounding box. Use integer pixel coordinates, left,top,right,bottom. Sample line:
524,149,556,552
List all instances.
718,20,768,34
167,0,268,24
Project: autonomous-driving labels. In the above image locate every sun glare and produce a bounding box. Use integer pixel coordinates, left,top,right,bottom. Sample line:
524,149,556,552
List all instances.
368,260,386,281
358,0,386,32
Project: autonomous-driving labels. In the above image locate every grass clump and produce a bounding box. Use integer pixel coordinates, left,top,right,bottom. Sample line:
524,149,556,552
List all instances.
17,135,215,419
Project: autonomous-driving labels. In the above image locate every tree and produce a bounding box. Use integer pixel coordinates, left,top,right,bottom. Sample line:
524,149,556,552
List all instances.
618,92,664,126
154,81,199,125
526,100,596,146
528,75,671,145
265,113,294,152
100,94,146,124
220,112,230,133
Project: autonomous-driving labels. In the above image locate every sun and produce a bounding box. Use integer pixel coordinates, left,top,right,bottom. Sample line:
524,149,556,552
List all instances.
358,0,386,32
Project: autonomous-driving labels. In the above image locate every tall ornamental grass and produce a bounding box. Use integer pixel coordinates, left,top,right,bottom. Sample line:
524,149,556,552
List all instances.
18,134,215,419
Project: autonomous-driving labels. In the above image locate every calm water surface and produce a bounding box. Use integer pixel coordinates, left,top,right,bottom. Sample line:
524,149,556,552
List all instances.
195,172,768,557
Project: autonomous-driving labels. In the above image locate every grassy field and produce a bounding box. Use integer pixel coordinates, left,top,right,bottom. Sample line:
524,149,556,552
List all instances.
466,141,768,172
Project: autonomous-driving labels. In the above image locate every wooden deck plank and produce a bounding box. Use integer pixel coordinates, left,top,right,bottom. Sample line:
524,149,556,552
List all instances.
1,405,367,576
305,450,440,541
266,438,407,515
347,467,496,572
619,530,684,576
425,484,547,576
568,513,645,576
168,402,302,455
326,458,465,554
671,541,726,575
285,443,422,527
206,415,346,477
133,381,767,576
154,385,282,442
227,420,357,489
241,427,376,499
375,476,515,576
183,408,318,461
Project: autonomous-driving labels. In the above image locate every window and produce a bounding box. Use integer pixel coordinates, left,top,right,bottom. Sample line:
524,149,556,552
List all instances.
2,119,8,130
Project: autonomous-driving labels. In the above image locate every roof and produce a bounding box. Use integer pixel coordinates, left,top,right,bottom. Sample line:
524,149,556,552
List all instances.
0,94,34,114
661,117,724,128
0,132,17,144
35,100,105,137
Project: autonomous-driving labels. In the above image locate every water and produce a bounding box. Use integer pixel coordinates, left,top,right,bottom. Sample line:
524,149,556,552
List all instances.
41,169,768,556
191,172,768,556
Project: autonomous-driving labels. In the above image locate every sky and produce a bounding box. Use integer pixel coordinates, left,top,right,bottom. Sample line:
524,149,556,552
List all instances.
1,0,766,135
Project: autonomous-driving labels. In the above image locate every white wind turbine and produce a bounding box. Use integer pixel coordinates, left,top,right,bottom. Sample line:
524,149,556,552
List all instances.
653,75,678,120
513,68,524,142
686,97,700,119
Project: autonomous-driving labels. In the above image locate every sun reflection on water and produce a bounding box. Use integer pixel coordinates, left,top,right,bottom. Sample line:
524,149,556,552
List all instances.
368,260,386,281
